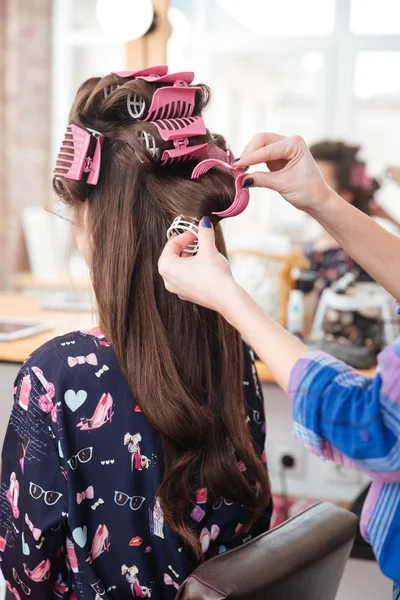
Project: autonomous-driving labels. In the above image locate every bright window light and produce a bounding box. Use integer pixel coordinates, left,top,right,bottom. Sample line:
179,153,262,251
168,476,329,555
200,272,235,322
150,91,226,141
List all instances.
96,0,154,41
351,0,400,35
213,0,335,37
354,52,400,99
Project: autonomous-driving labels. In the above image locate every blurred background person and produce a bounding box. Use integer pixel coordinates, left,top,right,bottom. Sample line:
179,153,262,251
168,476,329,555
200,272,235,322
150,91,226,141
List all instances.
307,140,399,296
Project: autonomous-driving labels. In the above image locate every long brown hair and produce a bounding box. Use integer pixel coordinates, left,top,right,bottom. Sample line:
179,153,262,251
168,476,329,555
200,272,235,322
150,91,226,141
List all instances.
53,73,270,555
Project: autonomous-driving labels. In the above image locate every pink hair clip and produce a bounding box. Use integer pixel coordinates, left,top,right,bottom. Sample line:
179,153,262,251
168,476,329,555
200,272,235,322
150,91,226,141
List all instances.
112,65,168,79
113,65,199,122
191,159,249,218
54,124,104,185
151,116,208,165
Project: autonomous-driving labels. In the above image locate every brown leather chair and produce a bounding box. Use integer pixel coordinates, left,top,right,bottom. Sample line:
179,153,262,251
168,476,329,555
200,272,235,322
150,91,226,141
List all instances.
177,502,359,600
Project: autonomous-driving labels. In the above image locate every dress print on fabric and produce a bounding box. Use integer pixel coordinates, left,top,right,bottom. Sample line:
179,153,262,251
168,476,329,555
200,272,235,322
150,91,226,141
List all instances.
0,328,271,599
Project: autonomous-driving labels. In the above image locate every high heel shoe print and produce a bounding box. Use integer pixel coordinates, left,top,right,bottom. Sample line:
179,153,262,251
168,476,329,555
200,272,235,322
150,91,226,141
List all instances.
23,559,51,582
86,524,110,563
77,393,114,430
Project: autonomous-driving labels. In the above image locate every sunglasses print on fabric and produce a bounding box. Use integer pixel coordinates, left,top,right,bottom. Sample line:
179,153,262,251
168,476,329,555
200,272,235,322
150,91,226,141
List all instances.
67,447,93,470
29,482,63,506
114,491,145,511
13,568,31,595
212,497,234,510
253,410,263,425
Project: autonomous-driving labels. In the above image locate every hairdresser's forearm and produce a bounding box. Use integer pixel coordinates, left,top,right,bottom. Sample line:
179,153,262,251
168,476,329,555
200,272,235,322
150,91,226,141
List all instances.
311,190,400,299
221,283,308,391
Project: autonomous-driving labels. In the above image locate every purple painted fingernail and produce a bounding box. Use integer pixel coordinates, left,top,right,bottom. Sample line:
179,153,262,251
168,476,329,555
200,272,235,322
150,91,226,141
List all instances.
201,216,212,228
231,158,240,164
243,178,254,188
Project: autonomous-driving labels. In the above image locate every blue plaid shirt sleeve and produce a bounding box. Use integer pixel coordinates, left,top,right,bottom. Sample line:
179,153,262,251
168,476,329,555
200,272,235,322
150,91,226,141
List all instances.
288,339,400,481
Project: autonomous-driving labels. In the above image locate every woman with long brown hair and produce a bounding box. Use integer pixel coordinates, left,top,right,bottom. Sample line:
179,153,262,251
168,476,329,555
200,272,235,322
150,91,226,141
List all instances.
0,66,271,599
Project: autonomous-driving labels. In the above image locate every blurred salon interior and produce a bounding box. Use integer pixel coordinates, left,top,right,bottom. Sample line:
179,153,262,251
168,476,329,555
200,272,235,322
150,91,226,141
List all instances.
1,1,400,598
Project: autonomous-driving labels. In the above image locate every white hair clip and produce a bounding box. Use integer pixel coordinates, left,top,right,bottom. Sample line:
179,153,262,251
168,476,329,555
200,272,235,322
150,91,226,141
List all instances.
104,84,120,99
137,130,160,160
166,216,199,254
127,93,146,119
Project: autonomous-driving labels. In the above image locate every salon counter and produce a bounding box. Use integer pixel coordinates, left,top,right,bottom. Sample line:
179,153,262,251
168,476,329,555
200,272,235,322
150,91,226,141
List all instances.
0,291,377,375
0,293,95,363
254,360,376,382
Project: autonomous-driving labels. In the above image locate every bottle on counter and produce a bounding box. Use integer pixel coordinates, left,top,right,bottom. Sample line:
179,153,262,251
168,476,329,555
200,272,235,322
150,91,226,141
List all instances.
287,270,316,338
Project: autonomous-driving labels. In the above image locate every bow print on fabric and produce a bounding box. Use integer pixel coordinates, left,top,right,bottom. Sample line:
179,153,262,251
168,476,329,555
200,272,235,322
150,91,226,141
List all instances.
68,353,98,368
95,365,109,378
77,486,95,505
25,514,42,542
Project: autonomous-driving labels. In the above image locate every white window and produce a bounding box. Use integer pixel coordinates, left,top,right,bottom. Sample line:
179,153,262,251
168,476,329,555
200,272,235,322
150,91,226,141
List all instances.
51,0,125,163
168,0,400,241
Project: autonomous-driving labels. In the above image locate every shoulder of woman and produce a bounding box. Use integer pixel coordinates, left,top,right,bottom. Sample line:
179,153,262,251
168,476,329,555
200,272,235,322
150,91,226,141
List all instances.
17,331,84,381
15,330,104,409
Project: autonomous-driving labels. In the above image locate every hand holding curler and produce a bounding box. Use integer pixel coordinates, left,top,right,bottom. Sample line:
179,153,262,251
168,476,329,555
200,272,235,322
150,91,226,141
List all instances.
233,132,331,216
161,131,400,317
158,217,235,314
158,216,306,390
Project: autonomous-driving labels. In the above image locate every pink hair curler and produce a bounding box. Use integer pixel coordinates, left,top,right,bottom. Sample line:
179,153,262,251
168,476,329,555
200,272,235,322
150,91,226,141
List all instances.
191,159,249,218
151,116,208,165
112,65,168,79
54,124,104,185
113,65,199,122
143,74,199,121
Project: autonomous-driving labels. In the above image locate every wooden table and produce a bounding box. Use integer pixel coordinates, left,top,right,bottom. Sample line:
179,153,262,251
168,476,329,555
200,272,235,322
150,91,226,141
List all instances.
15,272,91,292
0,293,95,363
0,292,377,381
255,360,376,382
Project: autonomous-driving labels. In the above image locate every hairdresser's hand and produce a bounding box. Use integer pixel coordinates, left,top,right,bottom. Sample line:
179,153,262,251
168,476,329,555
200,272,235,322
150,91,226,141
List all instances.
158,217,237,314
234,133,332,215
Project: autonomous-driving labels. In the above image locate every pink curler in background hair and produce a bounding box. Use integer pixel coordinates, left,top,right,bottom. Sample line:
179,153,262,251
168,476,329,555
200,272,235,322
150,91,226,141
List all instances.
191,159,249,218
